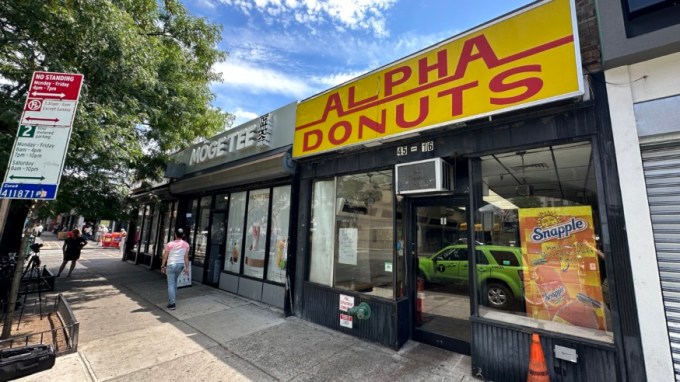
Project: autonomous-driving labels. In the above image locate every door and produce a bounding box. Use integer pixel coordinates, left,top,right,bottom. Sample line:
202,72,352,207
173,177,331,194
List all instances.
410,197,471,354
204,211,225,286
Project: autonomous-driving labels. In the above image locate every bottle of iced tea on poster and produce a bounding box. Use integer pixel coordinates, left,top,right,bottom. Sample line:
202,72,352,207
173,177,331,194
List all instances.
534,261,570,317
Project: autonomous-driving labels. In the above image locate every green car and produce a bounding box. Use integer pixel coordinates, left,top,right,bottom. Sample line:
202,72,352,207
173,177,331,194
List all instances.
418,244,524,310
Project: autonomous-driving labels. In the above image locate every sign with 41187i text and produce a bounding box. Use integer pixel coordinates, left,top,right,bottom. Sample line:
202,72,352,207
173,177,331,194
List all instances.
1,71,84,200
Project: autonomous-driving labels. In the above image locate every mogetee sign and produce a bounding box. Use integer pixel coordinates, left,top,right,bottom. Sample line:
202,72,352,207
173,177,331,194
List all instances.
293,0,582,158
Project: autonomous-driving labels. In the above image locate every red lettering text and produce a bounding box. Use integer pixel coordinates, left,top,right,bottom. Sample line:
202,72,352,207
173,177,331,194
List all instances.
303,130,323,151
359,110,386,139
384,66,412,97
489,65,543,105
419,50,448,85
453,35,501,80
438,81,479,116
329,121,352,145
396,96,429,128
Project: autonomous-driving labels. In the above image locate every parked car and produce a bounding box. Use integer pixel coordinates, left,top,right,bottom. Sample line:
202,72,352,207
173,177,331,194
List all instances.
418,244,524,310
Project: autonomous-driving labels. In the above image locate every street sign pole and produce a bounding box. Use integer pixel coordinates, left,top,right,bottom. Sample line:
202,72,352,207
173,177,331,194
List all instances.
1,71,83,338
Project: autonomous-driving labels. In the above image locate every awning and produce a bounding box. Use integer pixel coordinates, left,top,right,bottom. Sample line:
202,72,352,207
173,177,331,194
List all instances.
168,150,295,195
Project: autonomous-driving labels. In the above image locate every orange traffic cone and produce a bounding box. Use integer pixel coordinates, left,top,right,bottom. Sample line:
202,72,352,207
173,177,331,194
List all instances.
527,333,550,382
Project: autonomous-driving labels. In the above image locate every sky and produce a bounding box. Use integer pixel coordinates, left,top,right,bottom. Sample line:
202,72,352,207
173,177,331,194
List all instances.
182,0,535,127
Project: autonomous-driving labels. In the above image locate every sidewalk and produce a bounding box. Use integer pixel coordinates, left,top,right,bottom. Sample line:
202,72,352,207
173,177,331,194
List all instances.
15,232,477,381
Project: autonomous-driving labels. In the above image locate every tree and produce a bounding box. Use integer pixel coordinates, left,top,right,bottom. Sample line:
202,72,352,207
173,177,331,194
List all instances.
0,0,229,221
0,0,229,338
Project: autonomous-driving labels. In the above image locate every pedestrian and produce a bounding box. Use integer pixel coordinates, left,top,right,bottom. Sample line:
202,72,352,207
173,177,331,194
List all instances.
161,228,190,310
57,228,87,277
83,223,93,241
33,223,43,237
96,225,108,245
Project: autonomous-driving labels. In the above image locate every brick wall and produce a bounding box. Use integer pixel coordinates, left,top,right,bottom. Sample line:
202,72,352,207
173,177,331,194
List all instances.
576,0,602,73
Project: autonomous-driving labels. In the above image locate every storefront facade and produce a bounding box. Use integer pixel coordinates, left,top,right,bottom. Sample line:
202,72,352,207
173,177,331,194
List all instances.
596,0,680,380
291,0,645,380
130,102,298,310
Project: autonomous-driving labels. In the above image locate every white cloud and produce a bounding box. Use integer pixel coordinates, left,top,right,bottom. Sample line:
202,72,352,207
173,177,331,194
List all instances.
232,108,259,121
218,0,397,37
195,0,218,9
213,60,317,98
311,70,369,87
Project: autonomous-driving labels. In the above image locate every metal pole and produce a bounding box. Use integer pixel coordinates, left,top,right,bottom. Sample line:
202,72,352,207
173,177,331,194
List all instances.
1,202,35,339
0,199,11,243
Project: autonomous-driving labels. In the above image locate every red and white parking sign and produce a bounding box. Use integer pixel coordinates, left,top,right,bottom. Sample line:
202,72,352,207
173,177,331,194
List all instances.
19,71,84,127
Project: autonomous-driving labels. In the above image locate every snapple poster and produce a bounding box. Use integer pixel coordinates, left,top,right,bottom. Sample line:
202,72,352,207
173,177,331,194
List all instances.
518,206,607,330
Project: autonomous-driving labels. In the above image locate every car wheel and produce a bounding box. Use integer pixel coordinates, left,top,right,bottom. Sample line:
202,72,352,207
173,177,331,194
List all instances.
486,283,513,309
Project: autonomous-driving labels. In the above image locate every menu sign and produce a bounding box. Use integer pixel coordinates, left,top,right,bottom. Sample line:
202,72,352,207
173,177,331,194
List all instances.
518,206,606,330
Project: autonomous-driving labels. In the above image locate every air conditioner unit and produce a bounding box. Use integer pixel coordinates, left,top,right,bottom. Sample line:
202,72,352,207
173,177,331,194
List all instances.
395,158,453,195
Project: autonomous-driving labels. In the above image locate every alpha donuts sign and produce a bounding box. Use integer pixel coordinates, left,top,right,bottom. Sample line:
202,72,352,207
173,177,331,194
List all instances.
293,0,583,158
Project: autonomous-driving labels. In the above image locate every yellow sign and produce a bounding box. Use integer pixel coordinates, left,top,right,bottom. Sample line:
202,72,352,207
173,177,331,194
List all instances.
518,206,607,331
294,0,582,158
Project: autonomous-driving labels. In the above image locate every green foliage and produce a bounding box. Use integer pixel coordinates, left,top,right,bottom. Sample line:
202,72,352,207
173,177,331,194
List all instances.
0,0,229,220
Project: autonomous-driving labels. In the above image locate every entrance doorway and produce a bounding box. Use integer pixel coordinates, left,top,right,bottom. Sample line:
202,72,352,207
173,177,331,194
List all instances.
204,211,225,286
409,197,471,354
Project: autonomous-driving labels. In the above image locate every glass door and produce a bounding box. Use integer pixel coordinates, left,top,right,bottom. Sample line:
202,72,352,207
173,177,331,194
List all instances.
205,211,226,286
410,197,471,354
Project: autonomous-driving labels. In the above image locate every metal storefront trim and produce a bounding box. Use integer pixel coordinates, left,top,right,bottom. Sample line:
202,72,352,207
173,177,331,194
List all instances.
169,151,290,194
641,142,680,380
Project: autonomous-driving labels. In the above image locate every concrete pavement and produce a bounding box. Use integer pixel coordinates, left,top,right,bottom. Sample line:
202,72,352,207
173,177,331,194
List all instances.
14,232,477,381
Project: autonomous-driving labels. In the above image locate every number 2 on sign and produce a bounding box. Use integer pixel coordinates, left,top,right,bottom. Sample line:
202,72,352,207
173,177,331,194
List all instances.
18,125,37,138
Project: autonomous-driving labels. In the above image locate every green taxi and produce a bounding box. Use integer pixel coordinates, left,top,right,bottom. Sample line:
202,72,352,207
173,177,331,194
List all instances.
418,244,524,310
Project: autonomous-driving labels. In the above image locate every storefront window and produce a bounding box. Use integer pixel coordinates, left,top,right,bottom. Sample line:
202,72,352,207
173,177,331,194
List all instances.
309,171,395,299
396,195,405,298
309,180,335,285
215,193,229,210
187,198,199,251
133,208,143,253
140,205,152,253
224,191,246,273
243,188,270,279
193,196,211,267
161,201,177,245
147,206,160,257
161,203,172,246
267,185,291,283
476,142,612,341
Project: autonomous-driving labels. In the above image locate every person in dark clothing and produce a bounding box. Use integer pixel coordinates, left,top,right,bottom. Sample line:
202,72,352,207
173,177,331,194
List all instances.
57,228,87,277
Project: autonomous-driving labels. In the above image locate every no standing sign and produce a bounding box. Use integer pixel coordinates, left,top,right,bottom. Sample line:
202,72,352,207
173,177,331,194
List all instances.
1,71,84,200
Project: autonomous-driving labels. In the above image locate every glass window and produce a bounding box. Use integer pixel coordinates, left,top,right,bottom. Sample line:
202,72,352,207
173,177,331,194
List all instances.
396,195,405,298
161,203,172,246
187,198,199,255
193,196,211,267
309,180,335,285
243,189,270,279
476,250,489,265
147,206,160,257
140,205,152,253
165,201,177,243
133,208,143,253
224,191,247,273
267,185,291,283
215,193,229,210
476,142,612,342
309,171,395,299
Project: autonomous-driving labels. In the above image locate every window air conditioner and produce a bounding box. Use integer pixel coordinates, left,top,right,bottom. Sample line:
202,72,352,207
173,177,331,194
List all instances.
395,158,453,194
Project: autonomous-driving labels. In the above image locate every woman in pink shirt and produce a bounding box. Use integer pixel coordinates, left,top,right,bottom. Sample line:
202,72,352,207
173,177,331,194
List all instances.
161,228,190,310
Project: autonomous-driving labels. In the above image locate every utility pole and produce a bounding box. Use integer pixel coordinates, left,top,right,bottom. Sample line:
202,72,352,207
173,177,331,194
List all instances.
1,202,35,339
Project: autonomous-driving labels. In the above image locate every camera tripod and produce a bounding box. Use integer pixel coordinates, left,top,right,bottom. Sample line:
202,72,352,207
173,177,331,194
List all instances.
16,242,47,327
